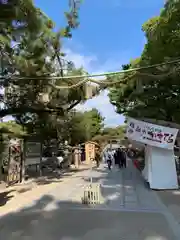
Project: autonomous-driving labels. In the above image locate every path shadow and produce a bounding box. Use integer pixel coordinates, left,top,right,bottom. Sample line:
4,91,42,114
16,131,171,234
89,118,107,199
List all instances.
23,165,89,187
0,193,175,239
0,160,177,239
17,187,32,194
157,189,180,208
156,189,180,228
0,190,15,207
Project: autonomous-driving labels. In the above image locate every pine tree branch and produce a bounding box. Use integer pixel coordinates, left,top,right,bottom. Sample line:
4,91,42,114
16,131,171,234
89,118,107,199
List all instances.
67,100,81,111
0,106,64,118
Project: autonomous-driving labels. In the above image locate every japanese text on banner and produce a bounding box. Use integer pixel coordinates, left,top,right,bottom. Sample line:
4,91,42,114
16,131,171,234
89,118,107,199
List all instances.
126,118,178,149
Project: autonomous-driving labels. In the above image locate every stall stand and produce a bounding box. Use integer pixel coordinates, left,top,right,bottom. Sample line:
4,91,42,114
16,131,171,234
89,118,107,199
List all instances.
126,117,179,190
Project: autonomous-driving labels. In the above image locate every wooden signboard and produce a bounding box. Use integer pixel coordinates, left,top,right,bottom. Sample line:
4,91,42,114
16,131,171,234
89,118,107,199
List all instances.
7,138,22,185
85,141,95,164
25,141,41,166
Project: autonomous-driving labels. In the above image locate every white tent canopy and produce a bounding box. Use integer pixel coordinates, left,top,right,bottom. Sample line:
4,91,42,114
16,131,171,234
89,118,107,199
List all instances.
126,117,179,190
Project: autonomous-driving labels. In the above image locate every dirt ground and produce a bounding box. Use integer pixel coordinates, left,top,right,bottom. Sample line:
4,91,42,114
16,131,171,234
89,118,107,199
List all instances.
0,164,90,217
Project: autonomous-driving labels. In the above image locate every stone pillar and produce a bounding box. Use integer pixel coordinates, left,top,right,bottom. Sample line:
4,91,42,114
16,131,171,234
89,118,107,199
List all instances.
74,148,79,168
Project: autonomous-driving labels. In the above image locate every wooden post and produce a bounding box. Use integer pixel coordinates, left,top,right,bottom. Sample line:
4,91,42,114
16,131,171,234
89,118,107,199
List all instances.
85,142,95,164
74,147,79,168
20,138,26,183
39,141,43,176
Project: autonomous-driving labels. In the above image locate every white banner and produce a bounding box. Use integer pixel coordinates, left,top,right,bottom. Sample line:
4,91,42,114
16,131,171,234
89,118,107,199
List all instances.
126,118,179,149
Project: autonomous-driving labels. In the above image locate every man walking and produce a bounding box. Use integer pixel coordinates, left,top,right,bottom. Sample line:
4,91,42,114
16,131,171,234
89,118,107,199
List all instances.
116,148,122,169
114,149,118,166
95,147,101,168
106,149,112,170
116,148,127,169
121,148,127,168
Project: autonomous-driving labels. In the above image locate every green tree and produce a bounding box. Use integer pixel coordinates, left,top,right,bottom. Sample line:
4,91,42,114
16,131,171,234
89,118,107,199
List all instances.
0,121,26,137
92,125,125,144
1,0,81,113
69,108,104,145
0,2,101,140
108,0,180,124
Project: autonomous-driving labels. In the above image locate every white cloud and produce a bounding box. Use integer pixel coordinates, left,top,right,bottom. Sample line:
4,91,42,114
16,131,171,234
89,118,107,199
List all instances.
76,90,125,126
64,48,98,71
64,48,126,126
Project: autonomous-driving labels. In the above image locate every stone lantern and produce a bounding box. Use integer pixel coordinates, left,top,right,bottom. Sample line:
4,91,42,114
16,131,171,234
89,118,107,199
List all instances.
38,92,50,104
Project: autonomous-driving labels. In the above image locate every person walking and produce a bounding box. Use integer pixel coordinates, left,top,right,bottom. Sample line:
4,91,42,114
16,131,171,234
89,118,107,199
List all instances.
115,148,122,168
106,149,112,170
115,148,126,169
114,149,119,166
120,148,127,168
95,147,101,168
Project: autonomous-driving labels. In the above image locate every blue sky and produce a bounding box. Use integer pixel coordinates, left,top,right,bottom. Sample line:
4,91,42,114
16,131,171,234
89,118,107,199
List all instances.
30,0,164,126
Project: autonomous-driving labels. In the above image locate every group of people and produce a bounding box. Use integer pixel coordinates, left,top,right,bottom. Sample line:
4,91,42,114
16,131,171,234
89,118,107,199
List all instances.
104,148,127,170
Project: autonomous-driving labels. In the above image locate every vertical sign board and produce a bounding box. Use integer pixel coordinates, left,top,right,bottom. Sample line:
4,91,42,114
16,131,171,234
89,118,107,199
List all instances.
25,142,41,166
7,138,21,184
85,142,95,163
126,117,178,149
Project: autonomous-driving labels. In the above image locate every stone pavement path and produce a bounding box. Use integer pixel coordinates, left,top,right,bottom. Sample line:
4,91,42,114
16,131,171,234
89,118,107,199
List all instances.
0,160,180,239
92,160,164,212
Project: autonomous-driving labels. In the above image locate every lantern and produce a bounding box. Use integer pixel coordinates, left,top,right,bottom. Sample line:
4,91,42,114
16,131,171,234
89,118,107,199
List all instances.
38,92,50,104
85,84,93,100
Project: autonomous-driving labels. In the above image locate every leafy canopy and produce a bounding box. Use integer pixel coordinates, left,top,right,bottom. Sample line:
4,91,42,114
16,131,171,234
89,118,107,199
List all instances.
0,1,102,140
108,0,180,124
69,108,104,145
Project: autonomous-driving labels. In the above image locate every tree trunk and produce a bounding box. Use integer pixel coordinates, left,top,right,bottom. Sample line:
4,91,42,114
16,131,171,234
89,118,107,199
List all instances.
20,139,26,183
39,142,43,176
